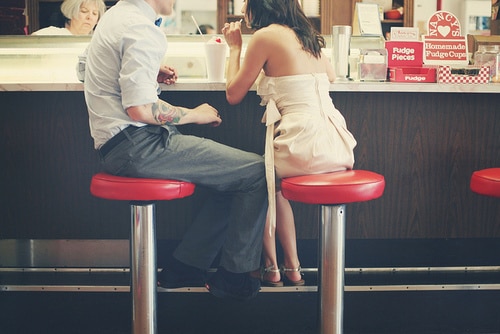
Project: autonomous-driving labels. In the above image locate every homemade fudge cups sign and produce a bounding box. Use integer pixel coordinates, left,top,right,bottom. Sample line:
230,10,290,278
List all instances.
423,11,468,65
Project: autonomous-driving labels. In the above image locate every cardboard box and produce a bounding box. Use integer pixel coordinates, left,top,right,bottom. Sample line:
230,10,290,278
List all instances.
438,65,490,84
389,67,437,83
385,41,423,68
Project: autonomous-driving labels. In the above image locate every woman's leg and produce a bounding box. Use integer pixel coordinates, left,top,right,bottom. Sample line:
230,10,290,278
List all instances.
275,191,302,282
261,210,280,283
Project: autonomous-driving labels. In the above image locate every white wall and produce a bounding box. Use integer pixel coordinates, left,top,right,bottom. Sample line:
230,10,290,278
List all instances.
462,0,491,35
174,0,217,34
414,0,490,36
413,0,437,35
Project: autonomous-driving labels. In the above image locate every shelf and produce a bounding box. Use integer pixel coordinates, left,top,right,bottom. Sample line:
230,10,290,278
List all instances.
382,19,404,24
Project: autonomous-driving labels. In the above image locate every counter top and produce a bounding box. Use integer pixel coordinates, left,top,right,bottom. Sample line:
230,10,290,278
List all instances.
1,36,499,93
1,79,499,93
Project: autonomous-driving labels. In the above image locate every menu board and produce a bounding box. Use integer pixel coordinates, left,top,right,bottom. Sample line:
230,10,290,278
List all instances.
352,3,383,36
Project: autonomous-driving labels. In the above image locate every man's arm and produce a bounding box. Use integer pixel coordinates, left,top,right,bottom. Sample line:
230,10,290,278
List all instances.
126,100,222,127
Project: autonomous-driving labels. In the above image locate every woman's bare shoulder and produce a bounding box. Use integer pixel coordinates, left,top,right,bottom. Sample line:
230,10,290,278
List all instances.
253,25,296,47
254,24,292,37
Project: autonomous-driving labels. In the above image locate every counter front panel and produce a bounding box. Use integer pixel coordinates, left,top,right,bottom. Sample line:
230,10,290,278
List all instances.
1,89,498,241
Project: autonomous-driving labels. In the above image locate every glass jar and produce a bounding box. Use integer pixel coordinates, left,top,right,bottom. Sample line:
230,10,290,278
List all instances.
474,45,500,80
493,54,500,83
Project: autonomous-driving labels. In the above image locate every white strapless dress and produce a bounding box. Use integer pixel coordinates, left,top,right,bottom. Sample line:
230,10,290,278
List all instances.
257,73,357,230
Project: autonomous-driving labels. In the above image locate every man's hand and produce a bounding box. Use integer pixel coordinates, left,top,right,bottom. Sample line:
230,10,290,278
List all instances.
190,103,222,127
157,65,178,85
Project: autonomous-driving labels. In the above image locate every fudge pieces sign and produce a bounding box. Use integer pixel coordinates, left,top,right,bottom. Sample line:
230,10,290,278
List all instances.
423,11,468,65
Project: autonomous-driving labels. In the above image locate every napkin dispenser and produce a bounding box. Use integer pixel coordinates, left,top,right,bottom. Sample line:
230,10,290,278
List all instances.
359,49,388,82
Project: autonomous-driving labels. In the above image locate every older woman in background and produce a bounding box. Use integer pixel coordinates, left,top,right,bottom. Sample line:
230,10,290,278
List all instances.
32,0,106,35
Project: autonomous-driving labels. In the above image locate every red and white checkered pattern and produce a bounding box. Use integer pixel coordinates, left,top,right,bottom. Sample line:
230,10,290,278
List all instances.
438,66,490,84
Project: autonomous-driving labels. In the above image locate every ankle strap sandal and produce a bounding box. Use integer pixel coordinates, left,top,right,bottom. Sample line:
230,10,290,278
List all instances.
280,265,305,286
261,265,283,287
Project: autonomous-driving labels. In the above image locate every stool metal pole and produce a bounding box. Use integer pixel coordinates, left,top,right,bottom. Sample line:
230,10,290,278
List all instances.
131,203,157,334
318,204,345,334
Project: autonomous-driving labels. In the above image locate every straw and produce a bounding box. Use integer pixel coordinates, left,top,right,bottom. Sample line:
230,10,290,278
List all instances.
191,15,207,41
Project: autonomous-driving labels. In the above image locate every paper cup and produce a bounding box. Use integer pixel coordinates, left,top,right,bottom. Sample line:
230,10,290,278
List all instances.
204,41,227,82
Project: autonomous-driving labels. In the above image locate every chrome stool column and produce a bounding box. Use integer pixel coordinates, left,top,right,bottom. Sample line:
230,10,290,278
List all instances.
281,170,385,334
90,172,196,334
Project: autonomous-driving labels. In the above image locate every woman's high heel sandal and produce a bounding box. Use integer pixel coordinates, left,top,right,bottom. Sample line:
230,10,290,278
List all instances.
280,265,305,286
261,265,284,287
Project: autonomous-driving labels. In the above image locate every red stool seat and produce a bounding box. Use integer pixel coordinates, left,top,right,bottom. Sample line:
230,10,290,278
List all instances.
90,172,195,334
91,172,195,201
470,168,500,198
281,169,385,204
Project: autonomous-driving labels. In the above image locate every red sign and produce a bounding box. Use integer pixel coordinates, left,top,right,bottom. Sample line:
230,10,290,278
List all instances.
423,38,468,63
385,41,423,67
426,11,462,39
423,11,468,65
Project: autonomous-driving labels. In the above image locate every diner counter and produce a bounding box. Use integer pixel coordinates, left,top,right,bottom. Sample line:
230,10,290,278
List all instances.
1,35,499,93
1,35,499,249
1,84,499,241
1,78,500,93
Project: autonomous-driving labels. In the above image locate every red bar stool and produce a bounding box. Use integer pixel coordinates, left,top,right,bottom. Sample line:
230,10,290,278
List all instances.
281,170,385,334
90,172,195,334
470,168,500,198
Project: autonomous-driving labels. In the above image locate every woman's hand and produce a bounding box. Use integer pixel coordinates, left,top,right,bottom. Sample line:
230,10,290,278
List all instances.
222,21,243,50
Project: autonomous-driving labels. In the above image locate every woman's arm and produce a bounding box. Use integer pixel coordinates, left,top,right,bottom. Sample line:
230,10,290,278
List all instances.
223,23,268,105
322,52,336,83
